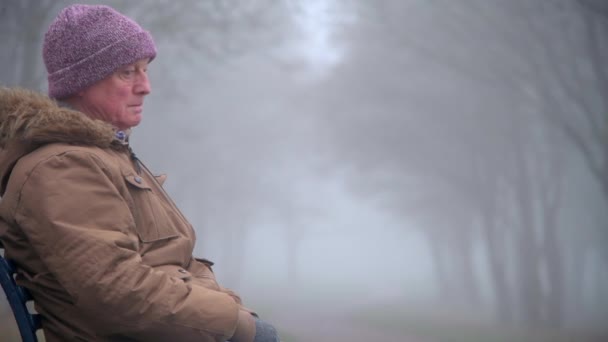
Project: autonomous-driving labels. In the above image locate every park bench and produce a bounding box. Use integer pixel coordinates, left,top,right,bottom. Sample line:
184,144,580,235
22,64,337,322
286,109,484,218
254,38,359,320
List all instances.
0,245,42,342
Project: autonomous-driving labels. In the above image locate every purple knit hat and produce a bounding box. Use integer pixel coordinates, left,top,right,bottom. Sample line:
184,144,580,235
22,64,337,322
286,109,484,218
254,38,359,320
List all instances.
43,4,157,99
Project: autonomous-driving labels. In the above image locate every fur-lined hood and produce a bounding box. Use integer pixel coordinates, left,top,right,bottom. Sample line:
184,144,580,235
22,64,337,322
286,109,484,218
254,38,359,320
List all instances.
0,87,115,149
0,87,118,194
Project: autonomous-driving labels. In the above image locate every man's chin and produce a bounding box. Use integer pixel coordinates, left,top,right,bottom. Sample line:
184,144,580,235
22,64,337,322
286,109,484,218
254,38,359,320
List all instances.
130,114,143,127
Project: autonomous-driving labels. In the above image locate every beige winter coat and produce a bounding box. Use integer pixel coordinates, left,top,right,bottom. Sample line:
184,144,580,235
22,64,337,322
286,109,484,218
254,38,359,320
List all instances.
0,88,255,342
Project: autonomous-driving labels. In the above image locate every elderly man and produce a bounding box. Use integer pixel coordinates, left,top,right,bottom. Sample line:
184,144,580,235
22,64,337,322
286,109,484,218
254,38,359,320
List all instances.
0,4,279,342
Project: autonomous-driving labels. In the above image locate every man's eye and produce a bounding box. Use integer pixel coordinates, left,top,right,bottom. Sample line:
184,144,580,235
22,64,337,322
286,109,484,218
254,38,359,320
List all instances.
122,69,135,76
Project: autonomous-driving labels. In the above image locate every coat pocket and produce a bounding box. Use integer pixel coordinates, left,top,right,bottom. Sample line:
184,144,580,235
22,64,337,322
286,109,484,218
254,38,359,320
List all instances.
188,258,221,290
124,174,179,243
195,257,215,268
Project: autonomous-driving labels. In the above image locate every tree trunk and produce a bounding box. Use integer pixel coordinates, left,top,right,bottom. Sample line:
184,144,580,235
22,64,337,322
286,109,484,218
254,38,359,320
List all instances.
544,227,563,326
220,224,246,288
566,245,586,325
428,231,451,301
517,229,543,326
480,203,514,323
285,226,300,286
514,157,544,327
540,161,564,327
454,228,480,305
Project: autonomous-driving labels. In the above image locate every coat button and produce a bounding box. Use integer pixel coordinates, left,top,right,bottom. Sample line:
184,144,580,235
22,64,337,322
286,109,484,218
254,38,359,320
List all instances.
134,176,142,184
178,269,187,274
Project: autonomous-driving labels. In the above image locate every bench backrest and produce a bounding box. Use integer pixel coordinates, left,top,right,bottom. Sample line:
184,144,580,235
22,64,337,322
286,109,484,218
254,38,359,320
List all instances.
0,251,41,342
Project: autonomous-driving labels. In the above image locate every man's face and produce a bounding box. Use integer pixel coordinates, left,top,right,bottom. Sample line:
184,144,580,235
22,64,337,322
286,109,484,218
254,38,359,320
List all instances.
77,58,151,130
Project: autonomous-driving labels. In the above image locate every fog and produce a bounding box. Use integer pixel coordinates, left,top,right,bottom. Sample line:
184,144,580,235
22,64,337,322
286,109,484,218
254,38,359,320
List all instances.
1,0,608,341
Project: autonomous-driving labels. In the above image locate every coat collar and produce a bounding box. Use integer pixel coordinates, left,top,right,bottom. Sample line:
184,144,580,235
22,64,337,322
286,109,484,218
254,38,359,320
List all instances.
0,87,123,194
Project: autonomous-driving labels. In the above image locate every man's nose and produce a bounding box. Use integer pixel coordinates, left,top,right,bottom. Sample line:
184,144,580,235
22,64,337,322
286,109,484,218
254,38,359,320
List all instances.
135,72,151,95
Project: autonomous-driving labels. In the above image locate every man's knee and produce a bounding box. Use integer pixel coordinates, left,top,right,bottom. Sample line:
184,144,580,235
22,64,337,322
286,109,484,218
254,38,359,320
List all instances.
253,318,280,342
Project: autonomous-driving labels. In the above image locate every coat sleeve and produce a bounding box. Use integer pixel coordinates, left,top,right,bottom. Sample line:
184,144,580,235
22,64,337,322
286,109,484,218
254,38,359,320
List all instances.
189,258,258,317
14,150,240,341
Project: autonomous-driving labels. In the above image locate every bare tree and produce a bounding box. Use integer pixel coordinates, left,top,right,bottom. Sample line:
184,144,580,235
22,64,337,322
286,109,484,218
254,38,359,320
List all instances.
317,0,603,328
0,0,289,90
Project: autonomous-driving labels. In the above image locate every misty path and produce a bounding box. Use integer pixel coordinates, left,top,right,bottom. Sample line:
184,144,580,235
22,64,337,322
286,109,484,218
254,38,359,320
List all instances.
273,306,434,342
